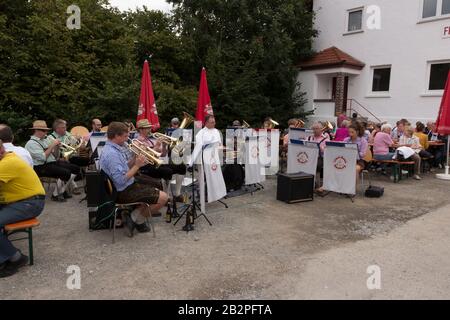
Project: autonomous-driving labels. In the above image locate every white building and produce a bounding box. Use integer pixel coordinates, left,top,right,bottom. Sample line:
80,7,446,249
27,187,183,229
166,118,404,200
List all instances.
297,0,450,125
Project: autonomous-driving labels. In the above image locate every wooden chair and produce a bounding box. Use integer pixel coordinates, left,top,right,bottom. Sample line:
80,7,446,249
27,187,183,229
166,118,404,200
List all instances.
5,218,40,265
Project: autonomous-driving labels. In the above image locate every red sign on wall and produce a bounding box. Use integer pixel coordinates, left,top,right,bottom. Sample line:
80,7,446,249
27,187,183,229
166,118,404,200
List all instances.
444,26,450,38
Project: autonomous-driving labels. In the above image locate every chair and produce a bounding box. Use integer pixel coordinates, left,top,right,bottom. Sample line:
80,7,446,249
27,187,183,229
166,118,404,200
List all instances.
104,175,155,243
5,218,40,265
39,176,58,193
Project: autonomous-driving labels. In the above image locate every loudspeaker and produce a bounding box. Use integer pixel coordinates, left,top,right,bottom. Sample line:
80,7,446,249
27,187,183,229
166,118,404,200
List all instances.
277,172,314,203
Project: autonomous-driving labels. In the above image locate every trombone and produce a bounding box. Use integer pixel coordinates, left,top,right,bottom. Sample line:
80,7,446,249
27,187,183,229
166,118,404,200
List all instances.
128,139,162,167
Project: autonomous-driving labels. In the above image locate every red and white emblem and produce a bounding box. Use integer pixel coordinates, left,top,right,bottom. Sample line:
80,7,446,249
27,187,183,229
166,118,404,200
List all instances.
251,146,259,159
296,151,309,164
150,103,158,115
137,103,144,116
334,156,347,170
210,156,218,171
204,103,213,115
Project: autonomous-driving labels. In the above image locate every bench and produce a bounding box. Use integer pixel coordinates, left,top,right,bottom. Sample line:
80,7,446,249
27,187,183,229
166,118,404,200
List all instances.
5,218,40,265
374,160,415,183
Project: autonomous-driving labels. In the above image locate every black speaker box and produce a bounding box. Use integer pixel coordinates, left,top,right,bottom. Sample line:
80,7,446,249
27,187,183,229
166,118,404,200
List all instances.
277,172,314,203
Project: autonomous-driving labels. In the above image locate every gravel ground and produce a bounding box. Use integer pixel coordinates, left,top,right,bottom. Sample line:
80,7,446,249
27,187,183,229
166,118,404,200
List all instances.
1,171,450,299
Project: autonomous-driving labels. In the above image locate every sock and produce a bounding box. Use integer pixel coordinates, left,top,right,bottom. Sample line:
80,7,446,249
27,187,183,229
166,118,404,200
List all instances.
64,174,77,194
131,209,146,225
9,250,21,262
54,179,65,196
174,175,184,196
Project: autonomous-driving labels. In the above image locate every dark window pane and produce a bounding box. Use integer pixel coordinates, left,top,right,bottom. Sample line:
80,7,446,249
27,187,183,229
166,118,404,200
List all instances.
423,0,437,18
443,0,450,14
372,68,391,92
348,10,362,31
429,63,450,90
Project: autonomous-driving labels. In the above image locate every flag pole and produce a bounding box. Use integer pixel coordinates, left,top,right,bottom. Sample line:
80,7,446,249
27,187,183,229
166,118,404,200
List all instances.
436,136,450,180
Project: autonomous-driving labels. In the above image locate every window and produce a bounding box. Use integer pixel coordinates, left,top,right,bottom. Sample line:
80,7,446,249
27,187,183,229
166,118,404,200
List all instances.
429,62,450,90
372,67,391,92
348,10,363,32
423,0,438,18
443,0,450,14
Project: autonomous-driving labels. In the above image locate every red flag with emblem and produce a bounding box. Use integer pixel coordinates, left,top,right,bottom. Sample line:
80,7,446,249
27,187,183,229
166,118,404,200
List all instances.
436,71,450,135
137,60,160,131
195,68,214,124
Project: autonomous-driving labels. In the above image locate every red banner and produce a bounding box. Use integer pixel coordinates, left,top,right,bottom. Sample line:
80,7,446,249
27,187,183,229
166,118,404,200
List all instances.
137,60,160,131
436,71,450,135
195,68,214,124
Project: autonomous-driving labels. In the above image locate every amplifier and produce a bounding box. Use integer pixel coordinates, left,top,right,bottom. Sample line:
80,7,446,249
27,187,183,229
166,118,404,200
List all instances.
85,170,111,207
276,172,314,203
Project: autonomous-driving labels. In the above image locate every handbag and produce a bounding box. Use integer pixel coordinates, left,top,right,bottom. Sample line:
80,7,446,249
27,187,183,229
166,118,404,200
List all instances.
365,185,384,198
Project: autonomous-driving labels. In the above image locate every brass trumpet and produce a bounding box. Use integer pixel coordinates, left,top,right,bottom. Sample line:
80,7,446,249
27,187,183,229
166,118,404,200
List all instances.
128,139,162,167
265,118,279,129
294,119,305,128
242,120,251,129
153,132,178,149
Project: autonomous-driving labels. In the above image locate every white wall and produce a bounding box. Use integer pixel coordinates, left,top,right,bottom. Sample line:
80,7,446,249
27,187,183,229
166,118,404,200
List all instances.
304,0,450,124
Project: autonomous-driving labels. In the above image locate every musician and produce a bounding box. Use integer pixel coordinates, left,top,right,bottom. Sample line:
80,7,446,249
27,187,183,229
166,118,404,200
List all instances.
0,139,45,278
25,120,80,202
231,120,241,128
170,118,180,129
308,122,330,190
0,124,33,167
84,118,103,141
99,122,168,235
50,119,90,168
136,119,186,202
262,117,273,129
282,119,300,151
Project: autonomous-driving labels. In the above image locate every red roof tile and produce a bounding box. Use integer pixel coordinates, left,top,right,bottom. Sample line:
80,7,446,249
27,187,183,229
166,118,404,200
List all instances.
298,47,365,70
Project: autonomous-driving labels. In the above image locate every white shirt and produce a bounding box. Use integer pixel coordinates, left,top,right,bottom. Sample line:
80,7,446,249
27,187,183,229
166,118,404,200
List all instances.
3,143,34,167
190,127,222,166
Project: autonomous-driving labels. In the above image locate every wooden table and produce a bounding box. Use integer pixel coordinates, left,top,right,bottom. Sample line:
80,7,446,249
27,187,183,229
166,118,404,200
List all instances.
428,141,445,147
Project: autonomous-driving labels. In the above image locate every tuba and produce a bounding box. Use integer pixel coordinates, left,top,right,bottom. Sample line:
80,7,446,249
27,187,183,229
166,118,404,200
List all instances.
179,112,194,129
242,120,251,129
128,139,162,167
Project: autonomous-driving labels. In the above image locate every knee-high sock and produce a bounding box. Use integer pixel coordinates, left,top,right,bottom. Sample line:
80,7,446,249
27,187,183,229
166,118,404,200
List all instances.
131,209,146,225
53,179,66,196
64,174,77,193
161,179,170,195
174,174,184,196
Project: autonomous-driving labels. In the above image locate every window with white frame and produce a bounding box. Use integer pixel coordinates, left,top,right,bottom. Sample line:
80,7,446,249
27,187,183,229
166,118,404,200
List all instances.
347,9,363,32
428,61,450,90
422,0,450,19
372,66,391,92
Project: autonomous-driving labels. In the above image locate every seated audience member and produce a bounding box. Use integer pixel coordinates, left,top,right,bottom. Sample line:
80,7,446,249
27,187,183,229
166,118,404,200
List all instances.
391,119,408,141
334,119,350,142
414,122,433,158
373,124,397,161
0,124,33,167
0,140,45,278
398,127,422,180
25,120,80,202
425,121,446,168
99,122,168,236
368,123,382,144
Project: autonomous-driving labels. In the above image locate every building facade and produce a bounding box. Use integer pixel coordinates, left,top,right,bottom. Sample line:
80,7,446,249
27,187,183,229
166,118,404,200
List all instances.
297,0,450,125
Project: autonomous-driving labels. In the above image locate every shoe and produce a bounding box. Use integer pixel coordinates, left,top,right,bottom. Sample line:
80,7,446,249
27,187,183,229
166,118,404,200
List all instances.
122,214,135,238
151,211,162,217
135,222,151,233
51,195,67,202
63,191,73,199
401,170,409,175
72,188,82,195
413,175,422,180
173,195,185,203
1,253,29,278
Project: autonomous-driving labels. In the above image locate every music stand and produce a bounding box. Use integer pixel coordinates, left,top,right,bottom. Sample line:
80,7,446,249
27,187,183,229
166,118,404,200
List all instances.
173,143,213,232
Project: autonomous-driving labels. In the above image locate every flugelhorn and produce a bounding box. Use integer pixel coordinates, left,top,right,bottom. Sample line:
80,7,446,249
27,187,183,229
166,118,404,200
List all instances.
153,132,178,149
47,135,78,159
128,139,162,167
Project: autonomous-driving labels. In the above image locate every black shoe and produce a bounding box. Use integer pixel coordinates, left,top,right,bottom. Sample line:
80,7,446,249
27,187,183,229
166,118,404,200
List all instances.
1,253,29,278
151,211,162,217
51,195,67,202
135,222,151,233
123,214,135,238
63,191,73,199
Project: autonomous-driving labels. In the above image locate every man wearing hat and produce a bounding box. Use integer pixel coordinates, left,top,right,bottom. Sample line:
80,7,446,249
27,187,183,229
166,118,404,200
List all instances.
25,120,80,202
136,119,186,203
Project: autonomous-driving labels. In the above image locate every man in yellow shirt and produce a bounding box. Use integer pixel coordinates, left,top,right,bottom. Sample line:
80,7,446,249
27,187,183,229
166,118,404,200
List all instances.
0,140,45,278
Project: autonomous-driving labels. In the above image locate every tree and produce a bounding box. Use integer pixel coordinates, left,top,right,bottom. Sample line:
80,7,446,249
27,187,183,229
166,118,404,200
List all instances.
169,0,317,128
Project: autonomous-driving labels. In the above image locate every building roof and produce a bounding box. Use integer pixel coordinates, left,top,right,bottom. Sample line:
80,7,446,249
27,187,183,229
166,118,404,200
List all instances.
298,47,365,70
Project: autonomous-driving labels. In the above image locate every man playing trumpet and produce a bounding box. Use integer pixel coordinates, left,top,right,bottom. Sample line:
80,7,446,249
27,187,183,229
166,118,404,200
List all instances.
99,122,168,236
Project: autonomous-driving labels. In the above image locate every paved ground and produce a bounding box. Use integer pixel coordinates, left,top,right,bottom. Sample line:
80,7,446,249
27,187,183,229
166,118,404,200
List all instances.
1,171,450,299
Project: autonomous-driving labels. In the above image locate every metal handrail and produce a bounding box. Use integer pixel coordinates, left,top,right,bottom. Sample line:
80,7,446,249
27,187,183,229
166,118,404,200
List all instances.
347,99,382,123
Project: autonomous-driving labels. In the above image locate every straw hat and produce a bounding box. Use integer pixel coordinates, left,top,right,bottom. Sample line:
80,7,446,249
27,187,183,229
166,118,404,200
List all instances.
29,120,50,131
136,119,153,129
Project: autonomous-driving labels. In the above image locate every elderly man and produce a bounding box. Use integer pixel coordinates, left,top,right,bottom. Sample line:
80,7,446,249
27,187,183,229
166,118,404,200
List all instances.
0,124,33,167
25,120,80,202
0,140,45,278
170,118,180,129
99,122,168,236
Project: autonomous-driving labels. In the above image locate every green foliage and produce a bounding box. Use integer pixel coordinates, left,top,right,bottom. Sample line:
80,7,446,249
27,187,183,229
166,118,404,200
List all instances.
0,0,316,144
